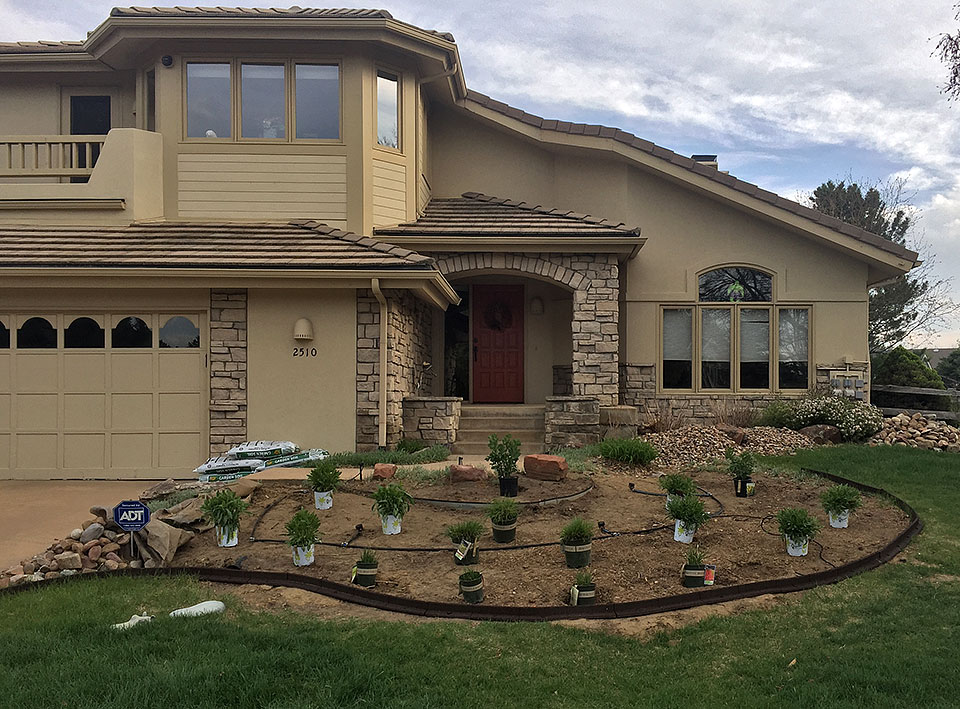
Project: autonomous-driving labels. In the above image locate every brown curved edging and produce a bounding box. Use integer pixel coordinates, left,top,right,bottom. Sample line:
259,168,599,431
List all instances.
0,469,923,622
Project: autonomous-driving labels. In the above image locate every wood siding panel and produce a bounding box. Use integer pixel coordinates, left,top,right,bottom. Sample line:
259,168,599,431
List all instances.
177,153,347,225
372,156,406,228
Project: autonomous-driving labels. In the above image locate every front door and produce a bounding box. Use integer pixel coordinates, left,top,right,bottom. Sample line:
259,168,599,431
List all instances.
472,285,524,403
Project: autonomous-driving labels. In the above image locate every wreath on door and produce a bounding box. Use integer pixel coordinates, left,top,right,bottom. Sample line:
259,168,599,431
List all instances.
483,301,514,331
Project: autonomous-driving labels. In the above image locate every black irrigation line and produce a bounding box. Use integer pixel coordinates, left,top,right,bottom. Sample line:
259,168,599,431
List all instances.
628,483,726,516
1,468,921,622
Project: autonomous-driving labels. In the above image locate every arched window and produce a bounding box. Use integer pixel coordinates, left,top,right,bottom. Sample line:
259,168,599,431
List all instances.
0,319,8,349
159,316,200,348
65,317,104,348
662,267,809,392
112,317,152,348
17,317,56,349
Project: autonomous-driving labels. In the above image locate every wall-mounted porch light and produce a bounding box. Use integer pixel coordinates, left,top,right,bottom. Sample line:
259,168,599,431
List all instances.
293,318,314,341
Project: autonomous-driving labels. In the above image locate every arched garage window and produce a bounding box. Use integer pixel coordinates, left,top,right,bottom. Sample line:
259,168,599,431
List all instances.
159,316,200,348
662,267,809,392
17,317,56,349
0,319,8,348
112,317,152,348
65,317,104,348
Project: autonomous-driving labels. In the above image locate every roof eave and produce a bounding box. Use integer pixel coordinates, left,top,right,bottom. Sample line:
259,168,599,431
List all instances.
369,234,646,259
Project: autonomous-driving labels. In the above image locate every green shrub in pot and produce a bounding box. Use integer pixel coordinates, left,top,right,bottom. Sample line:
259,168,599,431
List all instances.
372,482,414,534
444,520,485,565
776,507,821,557
560,516,594,568
458,569,484,604
201,489,249,548
821,484,863,529
353,549,378,587
306,458,341,510
681,544,708,587
658,473,696,508
487,498,520,543
571,569,596,606
285,508,321,567
487,434,521,496
725,448,757,497
666,495,709,543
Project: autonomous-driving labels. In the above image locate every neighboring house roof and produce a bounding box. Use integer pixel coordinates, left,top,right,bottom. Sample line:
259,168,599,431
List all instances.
464,90,920,267
917,348,958,370
0,221,435,270
376,192,641,237
0,41,85,54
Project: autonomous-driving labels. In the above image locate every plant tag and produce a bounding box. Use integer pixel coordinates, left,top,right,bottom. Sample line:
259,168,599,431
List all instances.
704,565,716,585
455,540,472,561
570,584,579,606
350,565,358,583
746,482,756,496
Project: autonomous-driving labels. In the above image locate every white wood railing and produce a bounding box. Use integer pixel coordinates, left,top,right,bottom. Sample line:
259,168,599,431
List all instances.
0,135,107,178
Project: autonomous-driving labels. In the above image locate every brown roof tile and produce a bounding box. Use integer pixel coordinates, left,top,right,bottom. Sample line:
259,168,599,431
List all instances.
374,193,641,238
465,89,918,264
0,221,434,270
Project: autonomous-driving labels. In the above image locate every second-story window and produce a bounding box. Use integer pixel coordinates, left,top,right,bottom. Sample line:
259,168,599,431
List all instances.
377,70,399,149
241,63,286,139
185,60,340,142
186,63,231,138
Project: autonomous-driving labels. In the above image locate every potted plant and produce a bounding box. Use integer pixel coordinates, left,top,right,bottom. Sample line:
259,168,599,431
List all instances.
458,569,484,604
372,482,414,535
353,549,378,587
487,498,520,543
666,495,709,544
560,517,593,568
285,508,321,567
306,458,341,510
445,520,485,565
820,484,862,529
570,570,596,606
487,433,521,497
658,473,696,509
201,489,249,548
725,448,756,497
681,545,708,587
776,507,821,556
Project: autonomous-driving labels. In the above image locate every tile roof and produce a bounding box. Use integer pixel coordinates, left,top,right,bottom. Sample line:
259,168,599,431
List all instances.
0,221,435,270
0,41,85,54
375,193,642,237
465,90,919,264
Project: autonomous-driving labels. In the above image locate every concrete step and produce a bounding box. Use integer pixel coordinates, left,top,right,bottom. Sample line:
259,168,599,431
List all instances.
458,416,544,432
460,404,545,418
456,428,543,444
451,441,543,456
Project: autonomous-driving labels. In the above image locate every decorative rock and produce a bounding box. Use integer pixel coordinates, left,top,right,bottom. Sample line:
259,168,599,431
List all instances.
129,560,144,569
82,539,100,552
80,556,97,570
104,552,122,563
116,534,130,545
88,546,102,562
60,569,77,577
68,528,83,541
81,519,93,530
89,505,109,519
103,530,118,542
53,552,82,570
799,424,842,445
21,561,35,575
9,574,26,586
101,543,121,555
523,454,569,481
71,542,84,554
717,424,746,446
449,464,488,483
49,560,59,571
373,463,397,480
44,571,60,580
98,537,111,545
144,559,157,569
79,523,105,544
0,576,8,589
81,568,95,574
103,560,119,571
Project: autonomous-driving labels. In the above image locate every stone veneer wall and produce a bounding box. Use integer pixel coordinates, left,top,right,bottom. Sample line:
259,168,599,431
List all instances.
356,289,434,448
431,252,620,406
402,396,462,444
209,289,247,456
619,362,864,426
544,396,601,447
553,365,573,396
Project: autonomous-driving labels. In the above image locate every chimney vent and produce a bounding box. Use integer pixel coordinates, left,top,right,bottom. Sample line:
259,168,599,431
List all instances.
691,154,719,169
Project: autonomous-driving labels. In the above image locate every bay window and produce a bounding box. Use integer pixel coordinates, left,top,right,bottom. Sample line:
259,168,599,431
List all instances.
661,267,810,392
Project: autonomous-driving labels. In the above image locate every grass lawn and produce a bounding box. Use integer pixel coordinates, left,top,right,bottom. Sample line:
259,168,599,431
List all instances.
2,445,959,707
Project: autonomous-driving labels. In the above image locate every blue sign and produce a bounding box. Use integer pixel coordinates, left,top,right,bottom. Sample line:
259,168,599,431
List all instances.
113,500,151,532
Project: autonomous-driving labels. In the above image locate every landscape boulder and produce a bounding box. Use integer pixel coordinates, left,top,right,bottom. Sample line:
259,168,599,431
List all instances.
523,454,568,482
799,424,842,445
372,463,397,480
717,424,746,446
449,464,488,483
54,552,82,570
79,523,104,544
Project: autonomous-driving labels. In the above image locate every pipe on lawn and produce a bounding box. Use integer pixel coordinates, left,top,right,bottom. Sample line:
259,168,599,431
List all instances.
371,278,388,449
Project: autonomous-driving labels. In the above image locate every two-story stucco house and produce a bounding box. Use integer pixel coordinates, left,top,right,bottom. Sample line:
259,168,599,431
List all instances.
0,7,917,479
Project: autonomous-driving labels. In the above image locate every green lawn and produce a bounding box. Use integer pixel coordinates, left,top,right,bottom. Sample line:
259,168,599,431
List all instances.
2,445,959,707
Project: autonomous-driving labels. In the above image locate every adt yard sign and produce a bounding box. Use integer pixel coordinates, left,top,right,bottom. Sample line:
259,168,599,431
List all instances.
114,501,150,532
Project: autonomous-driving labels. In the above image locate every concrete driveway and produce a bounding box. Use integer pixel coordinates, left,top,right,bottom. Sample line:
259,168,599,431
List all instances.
0,480,147,570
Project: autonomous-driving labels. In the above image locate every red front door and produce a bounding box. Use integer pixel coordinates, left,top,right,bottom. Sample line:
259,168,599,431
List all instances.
472,284,524,403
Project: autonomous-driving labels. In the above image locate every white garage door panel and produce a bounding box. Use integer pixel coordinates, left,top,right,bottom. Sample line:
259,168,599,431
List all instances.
0,311,207,479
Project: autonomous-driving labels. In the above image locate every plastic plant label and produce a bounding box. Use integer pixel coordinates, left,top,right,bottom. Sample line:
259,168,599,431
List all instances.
350,565,358,583
704,565,716,585
570,584,579,606
455,540,472,561
746,482,756,496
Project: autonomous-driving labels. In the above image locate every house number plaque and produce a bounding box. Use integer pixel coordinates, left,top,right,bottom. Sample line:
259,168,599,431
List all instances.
292,347,318,357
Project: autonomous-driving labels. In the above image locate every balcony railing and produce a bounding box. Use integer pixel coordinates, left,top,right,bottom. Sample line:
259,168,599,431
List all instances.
0,135,107,178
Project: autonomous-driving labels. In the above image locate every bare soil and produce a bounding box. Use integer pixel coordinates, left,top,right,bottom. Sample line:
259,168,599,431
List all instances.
172,469,909,608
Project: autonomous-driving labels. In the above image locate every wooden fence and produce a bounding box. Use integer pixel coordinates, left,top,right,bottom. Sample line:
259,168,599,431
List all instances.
871,384,960,422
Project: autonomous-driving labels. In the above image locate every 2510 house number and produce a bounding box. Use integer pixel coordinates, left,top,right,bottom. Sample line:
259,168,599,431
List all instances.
292,347,318,357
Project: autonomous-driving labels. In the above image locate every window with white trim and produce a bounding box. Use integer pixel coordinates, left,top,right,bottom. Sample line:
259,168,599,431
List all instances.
661,267,810,392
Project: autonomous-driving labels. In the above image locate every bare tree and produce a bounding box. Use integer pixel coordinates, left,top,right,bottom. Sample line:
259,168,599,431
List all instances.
936,4,960,99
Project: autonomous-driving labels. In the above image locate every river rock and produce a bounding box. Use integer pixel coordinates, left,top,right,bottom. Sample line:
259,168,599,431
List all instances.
79,523,105,544
53,552,82,570
68,528,83,541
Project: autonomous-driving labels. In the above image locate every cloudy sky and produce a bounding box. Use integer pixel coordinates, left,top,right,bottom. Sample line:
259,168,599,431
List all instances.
3,0,959,346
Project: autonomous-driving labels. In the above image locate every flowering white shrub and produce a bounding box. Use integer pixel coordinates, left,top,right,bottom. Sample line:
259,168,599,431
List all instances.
794,395,883,441
837,402,884,441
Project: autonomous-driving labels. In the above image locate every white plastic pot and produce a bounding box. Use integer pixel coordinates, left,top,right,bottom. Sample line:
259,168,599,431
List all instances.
828,510,849,529
665,493,678,509
381,515,402,535
216,526,238,548
785,536,809,556
314,490,333,510
292,544,315,567
673,519,696,543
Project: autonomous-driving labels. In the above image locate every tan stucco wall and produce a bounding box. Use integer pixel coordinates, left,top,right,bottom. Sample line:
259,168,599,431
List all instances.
247,288,357,453
428,105,871,370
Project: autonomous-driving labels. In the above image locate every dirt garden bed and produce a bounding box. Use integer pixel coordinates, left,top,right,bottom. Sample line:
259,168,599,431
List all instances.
171,467,910,607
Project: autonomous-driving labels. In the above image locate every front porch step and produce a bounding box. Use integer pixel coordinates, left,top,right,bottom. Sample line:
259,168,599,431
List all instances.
455,428,543,444
458,416,544,432
450,441,543,456
460,404,546,417
454,403,545,455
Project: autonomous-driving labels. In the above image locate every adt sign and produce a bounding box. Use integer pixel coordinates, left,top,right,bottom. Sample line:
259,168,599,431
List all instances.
113,500,151,532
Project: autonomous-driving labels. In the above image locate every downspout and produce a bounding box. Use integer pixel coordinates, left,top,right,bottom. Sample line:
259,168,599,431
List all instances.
371,278,388,449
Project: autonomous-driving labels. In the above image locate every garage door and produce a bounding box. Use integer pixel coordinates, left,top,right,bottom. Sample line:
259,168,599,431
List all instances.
0,312,207,479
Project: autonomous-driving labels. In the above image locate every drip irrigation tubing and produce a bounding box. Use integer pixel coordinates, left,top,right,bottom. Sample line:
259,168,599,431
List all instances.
629,483,725,516
6,467,917,621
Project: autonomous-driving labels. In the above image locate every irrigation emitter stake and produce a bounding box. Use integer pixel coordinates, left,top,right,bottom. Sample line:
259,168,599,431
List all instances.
342,524,364,547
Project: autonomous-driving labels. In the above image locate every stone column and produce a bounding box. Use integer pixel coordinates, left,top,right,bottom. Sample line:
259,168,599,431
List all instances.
209,288,247,456
571,255,619,406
